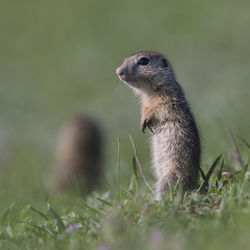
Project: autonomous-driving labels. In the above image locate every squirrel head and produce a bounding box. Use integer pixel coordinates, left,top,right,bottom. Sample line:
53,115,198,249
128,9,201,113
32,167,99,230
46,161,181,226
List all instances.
116,51,176,95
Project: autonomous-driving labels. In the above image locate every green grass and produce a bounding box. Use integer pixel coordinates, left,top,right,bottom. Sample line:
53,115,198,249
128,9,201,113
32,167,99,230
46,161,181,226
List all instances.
0,142,249,250
1,0,250,249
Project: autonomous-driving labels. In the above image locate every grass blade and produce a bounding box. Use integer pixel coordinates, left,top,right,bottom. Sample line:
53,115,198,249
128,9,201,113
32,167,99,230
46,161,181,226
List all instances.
129,135,153,193
82,202,102,216
240,137,250,149
19,221,57,239
206,154,223,181
47,203,65,231
96,197,113,207
240,163,249,180
217,159,224,181
29,205,49,221
132,156,138,182
200,154,222,191
6,224,14,238
198,166,206,181
1,202,15,225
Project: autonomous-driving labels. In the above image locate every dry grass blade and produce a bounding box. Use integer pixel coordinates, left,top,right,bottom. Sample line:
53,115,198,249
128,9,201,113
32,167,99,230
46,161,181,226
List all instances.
117,137,121,202
132,156,138,182
129,135,154,193
228,129,244,170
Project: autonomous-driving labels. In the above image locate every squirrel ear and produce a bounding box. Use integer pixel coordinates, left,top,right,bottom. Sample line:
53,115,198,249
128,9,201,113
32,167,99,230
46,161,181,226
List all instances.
162,59,168,68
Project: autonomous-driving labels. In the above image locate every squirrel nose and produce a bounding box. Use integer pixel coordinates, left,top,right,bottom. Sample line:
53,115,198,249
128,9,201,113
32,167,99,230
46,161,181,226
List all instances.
116,67,124,77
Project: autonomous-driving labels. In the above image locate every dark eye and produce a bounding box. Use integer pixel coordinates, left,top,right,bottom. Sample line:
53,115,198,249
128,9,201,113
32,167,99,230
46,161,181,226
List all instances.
137,57,149,66
162,59,168,68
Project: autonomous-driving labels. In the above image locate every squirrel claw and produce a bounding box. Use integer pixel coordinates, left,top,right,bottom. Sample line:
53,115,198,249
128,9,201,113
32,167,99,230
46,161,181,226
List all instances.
141,116,154,134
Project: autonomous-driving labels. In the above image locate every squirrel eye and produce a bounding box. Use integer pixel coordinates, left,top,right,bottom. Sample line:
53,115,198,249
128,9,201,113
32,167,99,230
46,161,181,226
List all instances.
137,57,149,66
162,59,168,68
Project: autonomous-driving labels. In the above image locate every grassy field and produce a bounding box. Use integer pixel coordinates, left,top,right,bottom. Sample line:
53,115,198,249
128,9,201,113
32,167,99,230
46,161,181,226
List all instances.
0,0,250,249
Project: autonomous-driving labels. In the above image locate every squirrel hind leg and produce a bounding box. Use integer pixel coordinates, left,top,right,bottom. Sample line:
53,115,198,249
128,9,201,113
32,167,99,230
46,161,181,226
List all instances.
154,173,180,200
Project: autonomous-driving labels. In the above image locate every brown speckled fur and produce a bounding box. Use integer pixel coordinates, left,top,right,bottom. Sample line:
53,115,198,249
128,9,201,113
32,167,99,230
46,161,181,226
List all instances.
116,51,200,200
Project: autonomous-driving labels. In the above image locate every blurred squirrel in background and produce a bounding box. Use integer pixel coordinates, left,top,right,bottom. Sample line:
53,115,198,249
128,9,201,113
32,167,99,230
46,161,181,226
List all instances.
49,114,103,195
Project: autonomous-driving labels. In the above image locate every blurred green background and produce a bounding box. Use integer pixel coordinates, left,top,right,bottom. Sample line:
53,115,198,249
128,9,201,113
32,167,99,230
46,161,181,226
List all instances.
0,0,249,212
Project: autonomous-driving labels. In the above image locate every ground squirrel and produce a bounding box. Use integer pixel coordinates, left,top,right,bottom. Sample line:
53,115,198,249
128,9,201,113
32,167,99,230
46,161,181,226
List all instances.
116,51,201,200
50,114,103,194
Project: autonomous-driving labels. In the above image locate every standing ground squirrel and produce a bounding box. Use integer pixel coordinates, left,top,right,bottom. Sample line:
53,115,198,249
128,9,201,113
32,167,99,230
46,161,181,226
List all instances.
50,114,103,194
116,51,201,200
